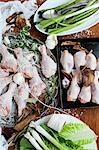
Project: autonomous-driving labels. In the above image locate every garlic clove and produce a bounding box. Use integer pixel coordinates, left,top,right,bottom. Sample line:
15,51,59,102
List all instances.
45,34,58,50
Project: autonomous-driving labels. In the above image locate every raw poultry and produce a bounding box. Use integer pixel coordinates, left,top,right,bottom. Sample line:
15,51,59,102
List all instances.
14,82,29,117
86,52,96,70
0,43,57,118
67,72,80,102
39,45,57,78
0,45,18,73
61,47,99,104
91,71,99,104
60,50,74,74
78,86,91,103
74,51,86,70
0,82,16,117
0,76,12,95
29,59,46,98
14,47,34,79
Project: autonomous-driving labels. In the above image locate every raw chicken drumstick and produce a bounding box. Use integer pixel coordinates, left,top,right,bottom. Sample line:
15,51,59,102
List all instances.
0,76,12,95
0,45,18,73
86,52,96,70
14,82,29,117
14,48,34,79
91,71,99,104
78,86,91,103
39,45,57,78
0,82,17,117
29,60,46,97
74,51,86,70
0,67,9,78
60,50,74,74
67,72,80,102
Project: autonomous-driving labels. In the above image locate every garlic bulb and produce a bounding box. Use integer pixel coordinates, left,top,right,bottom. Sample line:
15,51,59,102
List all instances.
42,9,57,19
45,34,58,50
13,73,25,85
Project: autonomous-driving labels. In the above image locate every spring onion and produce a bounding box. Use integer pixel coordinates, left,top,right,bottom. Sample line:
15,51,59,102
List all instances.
40,3,99,29
37,1,99,34
29,122,70,150
30,129,50,150
24,132,43,150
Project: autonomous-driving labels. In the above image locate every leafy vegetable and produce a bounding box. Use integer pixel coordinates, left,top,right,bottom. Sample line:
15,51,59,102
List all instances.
19,121,97,150
59,123,96,146
19,137,35,150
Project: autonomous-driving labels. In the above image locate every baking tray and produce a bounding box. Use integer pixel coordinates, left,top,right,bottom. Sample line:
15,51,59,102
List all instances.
57,38,99,109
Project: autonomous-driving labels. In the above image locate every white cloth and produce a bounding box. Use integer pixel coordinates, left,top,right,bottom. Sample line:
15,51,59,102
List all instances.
0,0,38,46
0,127,8,150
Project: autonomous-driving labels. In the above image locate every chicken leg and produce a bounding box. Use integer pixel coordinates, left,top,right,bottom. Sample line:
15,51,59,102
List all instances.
0,82,17,117
60,50,74,74
29,62,46,97
39,45,57,78
91,71,99,104
86,52,96,70
0,67,9,78
0,76,12,95
14,82,29,117
67,72,80,102
0,45,18,73
78,86,91,103
74,51,86,70
14,48,34,79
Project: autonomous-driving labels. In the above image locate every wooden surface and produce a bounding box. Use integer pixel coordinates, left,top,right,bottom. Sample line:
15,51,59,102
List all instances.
0,0,99,149
27,1,99,148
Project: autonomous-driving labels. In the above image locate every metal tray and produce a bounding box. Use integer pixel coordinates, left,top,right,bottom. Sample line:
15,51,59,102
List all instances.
57,38,99,109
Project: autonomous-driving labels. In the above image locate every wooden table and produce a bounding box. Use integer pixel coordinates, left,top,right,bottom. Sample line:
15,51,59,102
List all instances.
30,0,99,146
0,0,99,149
30,24,99,149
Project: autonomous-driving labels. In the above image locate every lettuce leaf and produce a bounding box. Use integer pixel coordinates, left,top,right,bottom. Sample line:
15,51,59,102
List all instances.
59,123,96,146
19,137,35,150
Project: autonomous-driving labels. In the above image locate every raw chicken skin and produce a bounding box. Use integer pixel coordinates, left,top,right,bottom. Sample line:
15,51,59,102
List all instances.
96,58,99,71
39,45,57,78
0,76,12,95
74,51,86,70
0,67,9,78
60,50,74,74
0,45,18,73
0,82,16,117
29,63,46,97
14,48,34,78
67,72,80,102
86,52,96,70
14,82,29,117
91,71,99,104
78,86,91,103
